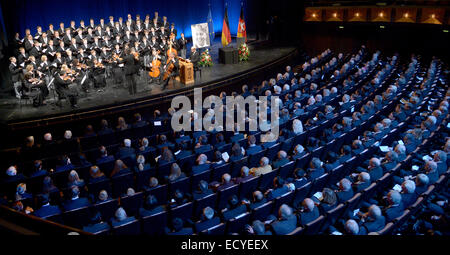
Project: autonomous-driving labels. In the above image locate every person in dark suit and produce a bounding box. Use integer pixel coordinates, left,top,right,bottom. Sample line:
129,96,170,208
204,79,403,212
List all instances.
167,217,194,235
193,180,213,200
160,52,179,89
414,173,429,196
352,172,371,193
359,205,386,233
343,219,367,235
269,204,297,235
216,174,235,192
233,166,254,184
381,151,398,172
306,157,325,181
177,33,188,59
111,207,136,227
115,139,136,159
194,207,221,233
298,198,320,226
63,186,90,211
54,70,79,108
191,154,211,175
272,151,289,169
189,46,200,67
9,57,23,98
139,195,165,217
401,180,418,208
246,135,263,156
82,211,111,234
119,47,139,95
96,146,115,165
33,194,61,218
383,190,404,222
336,178,354,203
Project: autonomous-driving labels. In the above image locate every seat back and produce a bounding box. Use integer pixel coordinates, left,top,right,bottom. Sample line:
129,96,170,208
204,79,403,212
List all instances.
287,226,304,235
278,161,295,179
265,143,281,161
226,212,251,234
250,201,274,222
217,184,239,210
135,168,156,191
146,184,168,206
94,199,119,221
112,218,140,235
310,173,329,194
62,206,91,229
79,135,99,151
170,202,194,222
191,170,212,191
87,178,112,198
142,210,167,235
376,222,394,235
360,182,378,205
258,170,279,191
295,153,311,169
120,192,144,217
342,193,362,218
292,182,312,209
230,157,248,178
211,163,231,182
111,172,134,197
304,215,325,235
238,176,260,200
193,193,217,220
200,223,226,235
321,203,346,233
248,150,266,168
177,154,197,173
393,209,411,232
169,176,191,195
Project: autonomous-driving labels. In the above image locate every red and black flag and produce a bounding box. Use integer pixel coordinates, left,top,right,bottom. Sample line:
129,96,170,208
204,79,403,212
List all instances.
221,5,232,46
237,4,247,41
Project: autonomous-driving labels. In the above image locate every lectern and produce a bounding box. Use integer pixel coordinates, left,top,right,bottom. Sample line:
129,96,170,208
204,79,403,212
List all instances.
179,58,194,85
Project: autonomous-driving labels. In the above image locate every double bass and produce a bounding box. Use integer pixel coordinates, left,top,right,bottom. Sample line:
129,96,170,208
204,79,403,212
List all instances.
162,57,176,81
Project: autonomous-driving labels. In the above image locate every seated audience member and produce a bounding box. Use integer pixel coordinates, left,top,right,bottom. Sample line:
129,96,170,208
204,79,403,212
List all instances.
139,195,165,217
192,154,211,174
98,119,114,135
433,150,447,175
195,207,221,233
424,160,439,184
272,150,289,169
269,204,297,235
96,146,114,165
352,172,371,192
89,166,107,183
247,220,272,235
96,190,110,203
193,180,213,200
116,117,129,131
291,144,306,160
63,186,90,211
246,190,267,210
166,163,186,182
84,125,96,137
266,177,294,200
229,143,244,162
234,166,253,184
336,178,354,203
317,188,338,213
344,219,367,235
3,166,25,185
211,151,225,167
42,176,59,194
132,113,148,128
394,144,407,162
324,151,340,172
306,157,325,181
381,151,398,172
110,160,129,177
166,217,194,235
116,139,136,159
250,157,272,177
216,173,235,191
359,205,385,233
298,198,320,226
289,168,308,188
401,180,418,208
33,194,61,218
246,135,262,155
67,170,85,189
338,145,352,164
111,207,136,227
134,155,151,172
383,190,404,222
414,173,429,196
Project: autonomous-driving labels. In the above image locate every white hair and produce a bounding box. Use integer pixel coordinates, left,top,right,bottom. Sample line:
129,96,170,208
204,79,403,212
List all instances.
6,166,17,176
388,190,402,205
292,119,303,134
368,205,382,218
279,204,293,219
260,157,269,166
203,206,214,219
64,130,72,139
115,207,127,221
402,180,416,194
340,178,352,191
44,133,52,141
345,219,359,235
124,139,131,147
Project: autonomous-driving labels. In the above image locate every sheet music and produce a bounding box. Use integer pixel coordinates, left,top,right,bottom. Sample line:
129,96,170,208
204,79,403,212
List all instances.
81,74,87,85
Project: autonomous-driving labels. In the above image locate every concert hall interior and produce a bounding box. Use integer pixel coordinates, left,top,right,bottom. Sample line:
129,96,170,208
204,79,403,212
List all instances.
0,0,449,238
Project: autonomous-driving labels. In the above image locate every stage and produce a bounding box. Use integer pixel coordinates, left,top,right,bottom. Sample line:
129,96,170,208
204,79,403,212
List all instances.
0,39,298,130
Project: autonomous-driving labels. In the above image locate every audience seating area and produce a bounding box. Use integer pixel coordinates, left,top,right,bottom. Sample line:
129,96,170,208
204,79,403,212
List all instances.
1,46,449,235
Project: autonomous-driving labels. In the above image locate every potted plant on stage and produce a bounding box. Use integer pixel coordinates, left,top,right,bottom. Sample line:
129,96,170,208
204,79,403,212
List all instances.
238,43,250,62
199,49,213,67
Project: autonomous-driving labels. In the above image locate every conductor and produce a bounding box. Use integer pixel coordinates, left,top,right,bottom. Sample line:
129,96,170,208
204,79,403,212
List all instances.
119,47,140,95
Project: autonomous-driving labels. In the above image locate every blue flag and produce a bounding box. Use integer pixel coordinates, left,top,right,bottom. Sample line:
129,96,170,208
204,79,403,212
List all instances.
207,4,215,45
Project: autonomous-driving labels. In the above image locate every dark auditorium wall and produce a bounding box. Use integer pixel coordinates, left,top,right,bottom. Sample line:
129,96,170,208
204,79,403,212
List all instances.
300,22,450,60
0,0,248,39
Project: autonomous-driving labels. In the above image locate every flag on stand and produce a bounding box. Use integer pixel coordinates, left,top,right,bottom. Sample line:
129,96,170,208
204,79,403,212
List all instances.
207,4,215,45
237,3,247,41
221,4,232,47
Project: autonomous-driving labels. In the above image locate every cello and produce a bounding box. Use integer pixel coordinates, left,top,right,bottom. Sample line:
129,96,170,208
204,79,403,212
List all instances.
149,52,161,78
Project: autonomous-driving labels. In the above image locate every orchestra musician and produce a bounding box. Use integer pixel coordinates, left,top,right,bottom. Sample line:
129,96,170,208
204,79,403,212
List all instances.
54,70,79,108
161,52,179,89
